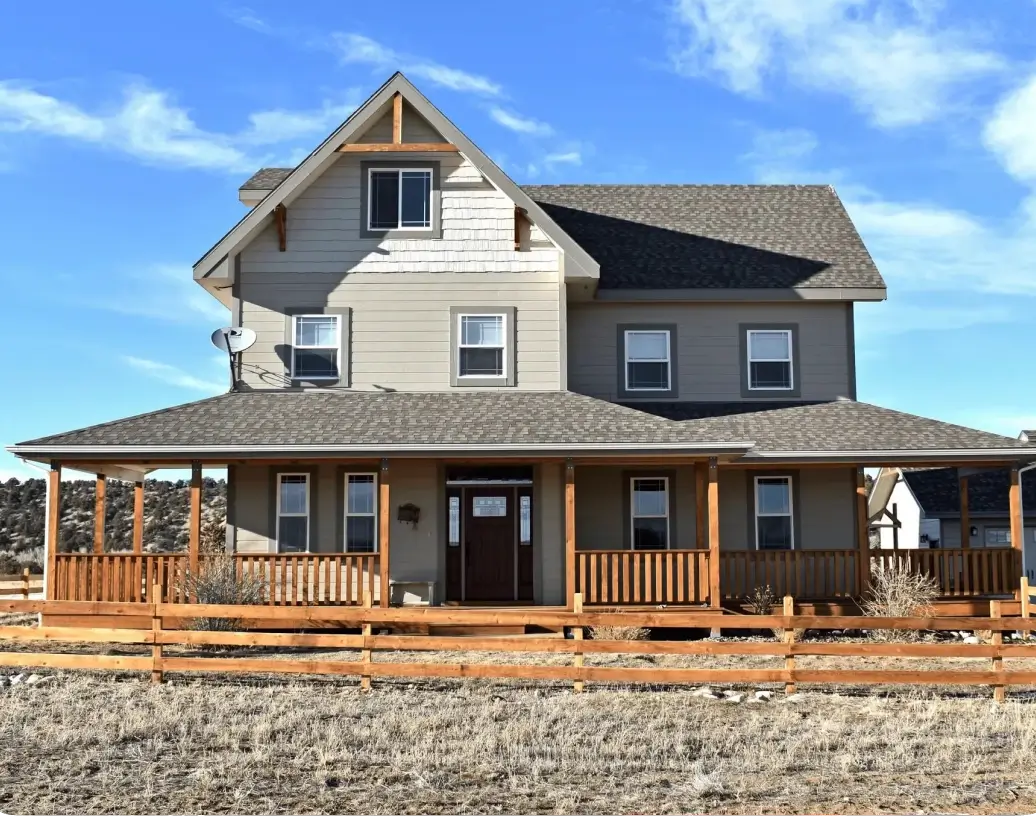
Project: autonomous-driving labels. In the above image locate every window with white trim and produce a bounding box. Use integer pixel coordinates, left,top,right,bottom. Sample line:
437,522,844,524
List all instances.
985,528,1011,547
755,476,793,550
747,329,793,390
368,168,433,230
458,314,505,378
292,314,340,380
277,473,309,553
345,474,378,553
625,330,671,391
631,477,669,550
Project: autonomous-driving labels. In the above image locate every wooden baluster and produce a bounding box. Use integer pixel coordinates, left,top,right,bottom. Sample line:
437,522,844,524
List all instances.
610,553,618,604
654,552,663,603
633,552,641,604
992,551,1002,595
676,552,685,604
665,552,674,604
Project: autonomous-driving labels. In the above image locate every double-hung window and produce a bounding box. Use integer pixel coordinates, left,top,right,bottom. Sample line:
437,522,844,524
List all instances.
345,474,378,553
985,528,1011,547
368,168,433,230
631,477,669,550
276,474,309,553
625,330,671,391
747,330,793,391
458,314,505,379
292,314,340,380
755,476,793,550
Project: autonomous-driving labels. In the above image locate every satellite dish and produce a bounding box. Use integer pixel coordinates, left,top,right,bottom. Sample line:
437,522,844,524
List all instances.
211,327,256,354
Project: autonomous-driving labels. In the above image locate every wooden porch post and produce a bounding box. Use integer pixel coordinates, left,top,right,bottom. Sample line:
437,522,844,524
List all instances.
565,460,576,610
132,480,144,554
959,474,970,549
695,462,707,548
93,474,106,554
188,462,202,576
856,468,870,597
707,457,721,609
45,463,61,600
1009,465,1023,597
379,459,391,608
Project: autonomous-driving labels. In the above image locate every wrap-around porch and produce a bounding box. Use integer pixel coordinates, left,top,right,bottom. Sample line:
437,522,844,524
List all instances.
41,455,1028,611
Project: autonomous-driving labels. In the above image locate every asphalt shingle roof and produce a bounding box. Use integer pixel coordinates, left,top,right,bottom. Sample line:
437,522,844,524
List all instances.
523,184,883,291
903,467,1036,515
236,171,884,292
12,394,1034,459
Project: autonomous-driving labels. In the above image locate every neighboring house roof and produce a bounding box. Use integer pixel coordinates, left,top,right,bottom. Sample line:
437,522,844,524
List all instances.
1020,429,1036,443
233,173,885,293
11,395,1035,464
522,184,884,291
902,467,1036,516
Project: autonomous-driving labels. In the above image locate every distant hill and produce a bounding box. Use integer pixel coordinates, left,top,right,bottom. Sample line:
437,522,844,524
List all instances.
0,478,227,573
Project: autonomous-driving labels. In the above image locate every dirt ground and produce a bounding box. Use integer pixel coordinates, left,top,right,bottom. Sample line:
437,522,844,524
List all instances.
2,648,1036,815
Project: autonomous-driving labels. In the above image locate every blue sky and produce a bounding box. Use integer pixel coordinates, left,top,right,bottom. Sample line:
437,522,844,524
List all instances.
3,0,1036,480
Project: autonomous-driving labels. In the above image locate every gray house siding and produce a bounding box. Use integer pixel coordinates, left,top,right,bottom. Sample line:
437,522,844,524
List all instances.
567,301,853,402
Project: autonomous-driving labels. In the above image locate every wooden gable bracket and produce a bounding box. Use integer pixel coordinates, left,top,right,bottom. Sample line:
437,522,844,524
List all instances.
392,92,403,144
514,206,528,251
273,203,287,252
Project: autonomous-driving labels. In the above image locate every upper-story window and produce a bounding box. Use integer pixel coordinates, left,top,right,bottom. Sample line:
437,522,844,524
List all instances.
747,329,794,391
292,314,340,380
624,330,671,391
451,307,516,387
368,168,433,230
458,314,505,378
617,325,678,399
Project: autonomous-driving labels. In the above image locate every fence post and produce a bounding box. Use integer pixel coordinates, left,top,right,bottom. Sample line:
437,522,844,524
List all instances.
572,592,585,693
21,568,30,600
151,582,163,684
1022,577,1031,641
360,590,373,691
783,595,796,695
990,600,1004,703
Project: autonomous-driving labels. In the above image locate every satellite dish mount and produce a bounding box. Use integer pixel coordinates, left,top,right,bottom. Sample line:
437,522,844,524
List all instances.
210,327,257,390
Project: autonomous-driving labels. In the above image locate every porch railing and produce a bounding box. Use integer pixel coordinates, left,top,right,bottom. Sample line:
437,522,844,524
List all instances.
870,548,1017,597
720,550,860,600
52,553,379,606
575,550,710,605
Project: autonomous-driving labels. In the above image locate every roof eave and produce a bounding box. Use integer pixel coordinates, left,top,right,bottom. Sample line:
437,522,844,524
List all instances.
742,449,1036,465
595,286,887,303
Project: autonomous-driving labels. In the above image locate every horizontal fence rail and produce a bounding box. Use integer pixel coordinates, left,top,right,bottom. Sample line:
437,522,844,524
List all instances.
721,550,859,600
1,591,1035,699
53,553,379,606
575,550,710,605
871,548,1018,597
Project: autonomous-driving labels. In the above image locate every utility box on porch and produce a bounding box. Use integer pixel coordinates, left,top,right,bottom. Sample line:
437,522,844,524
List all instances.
389,580,436,606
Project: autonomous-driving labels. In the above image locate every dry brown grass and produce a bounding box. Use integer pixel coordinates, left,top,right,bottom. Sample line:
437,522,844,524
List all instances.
1,667,1036,815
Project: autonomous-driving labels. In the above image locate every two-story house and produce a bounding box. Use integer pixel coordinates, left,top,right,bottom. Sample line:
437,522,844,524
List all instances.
11,73,1034,617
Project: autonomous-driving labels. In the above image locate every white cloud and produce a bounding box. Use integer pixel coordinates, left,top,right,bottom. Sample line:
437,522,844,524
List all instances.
670,0,1004,128
0,80,354,172
544,150,582,166
87,264,229,324
122,356,226,393
331,33,502,96
984,72,1036,184
489,107,553,137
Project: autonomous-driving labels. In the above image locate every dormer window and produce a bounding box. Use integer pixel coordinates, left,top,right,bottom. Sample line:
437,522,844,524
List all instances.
368,168,432,230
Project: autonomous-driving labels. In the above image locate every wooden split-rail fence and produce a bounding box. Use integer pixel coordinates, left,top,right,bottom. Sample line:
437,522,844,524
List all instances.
0,578,1034,700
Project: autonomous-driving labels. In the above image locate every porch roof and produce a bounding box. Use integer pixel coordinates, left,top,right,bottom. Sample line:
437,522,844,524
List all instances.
8,390,753,460
9,392,1035,466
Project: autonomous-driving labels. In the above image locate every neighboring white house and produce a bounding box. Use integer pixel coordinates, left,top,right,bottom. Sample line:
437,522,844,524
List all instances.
869,465,1036,580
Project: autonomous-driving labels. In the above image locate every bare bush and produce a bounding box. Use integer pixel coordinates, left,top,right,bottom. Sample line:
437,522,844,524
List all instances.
180,554,266,632
745,584,778,616
589,611,650,641
862,557,939,642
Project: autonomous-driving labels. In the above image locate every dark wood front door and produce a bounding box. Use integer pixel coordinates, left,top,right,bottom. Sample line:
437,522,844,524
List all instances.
464,487,515,601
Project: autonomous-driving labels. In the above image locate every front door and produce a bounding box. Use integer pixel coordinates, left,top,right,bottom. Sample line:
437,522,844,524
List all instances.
464,487,516,601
